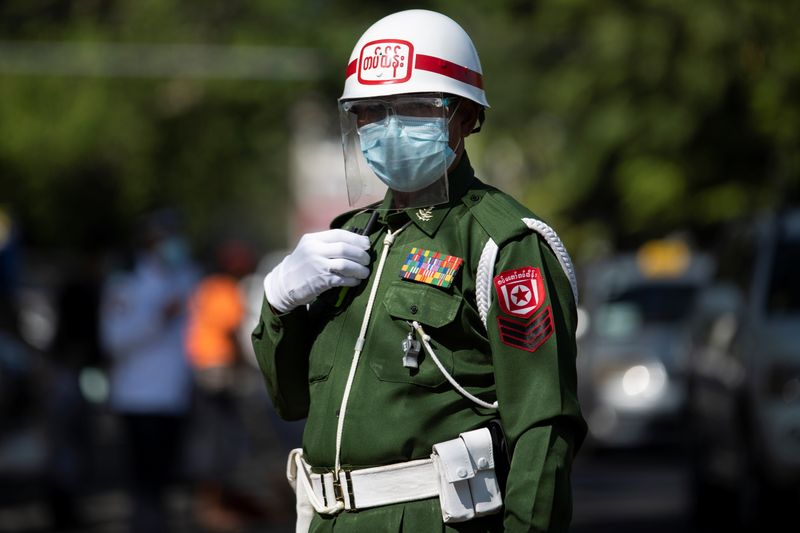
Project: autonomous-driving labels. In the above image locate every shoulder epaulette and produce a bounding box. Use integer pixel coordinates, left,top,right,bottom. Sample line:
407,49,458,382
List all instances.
465,186,579,329
463,186,538,247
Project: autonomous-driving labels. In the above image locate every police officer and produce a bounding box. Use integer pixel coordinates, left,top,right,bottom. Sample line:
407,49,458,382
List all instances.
252,9,586,532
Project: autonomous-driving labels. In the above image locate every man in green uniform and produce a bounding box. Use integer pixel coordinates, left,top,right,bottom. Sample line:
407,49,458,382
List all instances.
252,9,586,532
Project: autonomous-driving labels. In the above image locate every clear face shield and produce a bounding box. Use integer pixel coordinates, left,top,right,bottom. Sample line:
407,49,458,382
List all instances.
339,92,460,210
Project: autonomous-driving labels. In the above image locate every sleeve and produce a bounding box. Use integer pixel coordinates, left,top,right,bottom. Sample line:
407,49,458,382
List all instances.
488,232,587,532
251,297,317,421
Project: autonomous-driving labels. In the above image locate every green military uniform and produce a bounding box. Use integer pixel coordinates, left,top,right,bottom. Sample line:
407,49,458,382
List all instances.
252,153,586,532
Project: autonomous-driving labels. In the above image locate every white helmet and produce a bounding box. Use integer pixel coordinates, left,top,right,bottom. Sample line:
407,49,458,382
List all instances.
340,9,489,107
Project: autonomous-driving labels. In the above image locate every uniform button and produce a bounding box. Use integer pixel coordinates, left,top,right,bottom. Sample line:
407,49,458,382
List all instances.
410,305,418,314
457,467,468,478
477,457,489,468
470,194,480,202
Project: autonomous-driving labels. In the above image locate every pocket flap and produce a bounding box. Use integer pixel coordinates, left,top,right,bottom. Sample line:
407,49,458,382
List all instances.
383,282,462,328
432,437,475,483
460,428,495,471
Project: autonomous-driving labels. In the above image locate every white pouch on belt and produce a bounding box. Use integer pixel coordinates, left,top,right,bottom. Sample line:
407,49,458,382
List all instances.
431,427,503,523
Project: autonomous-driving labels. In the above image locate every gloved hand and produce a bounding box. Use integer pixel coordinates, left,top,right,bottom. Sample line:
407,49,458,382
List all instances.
264,229,372,313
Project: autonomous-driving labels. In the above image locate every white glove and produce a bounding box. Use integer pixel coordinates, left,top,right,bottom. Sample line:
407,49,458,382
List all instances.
264,229,371,313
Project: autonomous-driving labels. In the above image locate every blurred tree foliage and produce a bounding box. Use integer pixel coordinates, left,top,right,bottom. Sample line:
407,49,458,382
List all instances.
452,0,800,255
0,0,798,258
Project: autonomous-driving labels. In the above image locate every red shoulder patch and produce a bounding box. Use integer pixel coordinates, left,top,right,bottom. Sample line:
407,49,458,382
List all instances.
493,267,546,319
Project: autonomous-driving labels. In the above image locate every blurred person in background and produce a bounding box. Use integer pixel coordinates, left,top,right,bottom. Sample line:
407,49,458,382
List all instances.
0,207,18,306
0,295,40,486
43,248,105,530
0,212,41,501
99,210,198,533
185,239,263,531
252,9,585,532
0,209,38,489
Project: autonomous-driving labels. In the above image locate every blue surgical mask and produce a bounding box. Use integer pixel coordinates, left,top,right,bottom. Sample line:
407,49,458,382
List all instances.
157,237,189,269
358,115,456,193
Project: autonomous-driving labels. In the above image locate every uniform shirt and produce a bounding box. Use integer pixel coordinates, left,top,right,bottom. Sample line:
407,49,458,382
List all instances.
252,154,586,532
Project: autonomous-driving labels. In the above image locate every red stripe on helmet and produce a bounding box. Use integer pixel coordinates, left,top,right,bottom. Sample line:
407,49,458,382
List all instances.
344,54,483,90
346,59,358,78
414,54,483,89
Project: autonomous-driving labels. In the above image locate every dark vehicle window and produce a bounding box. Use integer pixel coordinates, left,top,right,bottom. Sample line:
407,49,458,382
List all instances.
609,284,697,322
716,225,756,295
767,238,800,315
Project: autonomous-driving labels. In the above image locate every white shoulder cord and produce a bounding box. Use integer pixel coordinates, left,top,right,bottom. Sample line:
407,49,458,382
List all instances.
333,221,412,483
411,320,498,410
475,238,499,330
522,218,579,304
474,219,579,330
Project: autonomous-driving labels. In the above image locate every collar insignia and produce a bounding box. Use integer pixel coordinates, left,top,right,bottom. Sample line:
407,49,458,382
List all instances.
416,207,434,222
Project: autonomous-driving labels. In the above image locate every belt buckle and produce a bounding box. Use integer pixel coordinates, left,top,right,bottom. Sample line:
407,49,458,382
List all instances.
333,470,356,511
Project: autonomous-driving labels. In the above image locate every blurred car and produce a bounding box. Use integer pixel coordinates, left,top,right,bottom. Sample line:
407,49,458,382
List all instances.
687,209,800,525
577,240,713,448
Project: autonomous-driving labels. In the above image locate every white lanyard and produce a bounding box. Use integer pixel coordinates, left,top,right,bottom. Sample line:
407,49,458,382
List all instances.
333,221,412,482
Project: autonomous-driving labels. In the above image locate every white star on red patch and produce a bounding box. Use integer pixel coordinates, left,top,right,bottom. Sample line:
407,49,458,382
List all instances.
510,284,532,306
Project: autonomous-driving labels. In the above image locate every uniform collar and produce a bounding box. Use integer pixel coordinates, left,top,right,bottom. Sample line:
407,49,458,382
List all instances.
379,153,476,237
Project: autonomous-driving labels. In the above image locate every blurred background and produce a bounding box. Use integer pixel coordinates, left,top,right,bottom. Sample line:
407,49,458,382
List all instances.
1,0,798,532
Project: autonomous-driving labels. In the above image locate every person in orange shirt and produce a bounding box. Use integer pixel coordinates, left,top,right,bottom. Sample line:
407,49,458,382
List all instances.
185,240,257,531
187,273,244,375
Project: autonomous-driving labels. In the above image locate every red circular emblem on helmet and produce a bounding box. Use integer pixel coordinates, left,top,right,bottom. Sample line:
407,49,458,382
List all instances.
358,39,414,85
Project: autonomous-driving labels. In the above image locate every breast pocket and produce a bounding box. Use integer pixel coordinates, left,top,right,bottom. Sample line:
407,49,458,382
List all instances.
369,281,462,388
308,315,347,383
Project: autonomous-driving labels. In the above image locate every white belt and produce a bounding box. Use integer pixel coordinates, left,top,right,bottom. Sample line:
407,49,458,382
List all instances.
286,427,502,530
292,451,439,512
